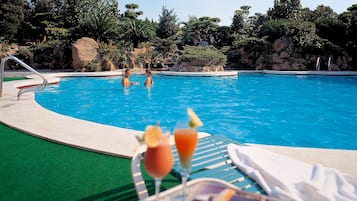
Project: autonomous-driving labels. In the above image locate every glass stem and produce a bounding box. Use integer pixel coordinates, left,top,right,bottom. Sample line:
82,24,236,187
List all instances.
155,178,161,200
182,175,188,197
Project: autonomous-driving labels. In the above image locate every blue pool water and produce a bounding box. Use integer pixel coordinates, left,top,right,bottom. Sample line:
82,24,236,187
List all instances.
35,74,357,150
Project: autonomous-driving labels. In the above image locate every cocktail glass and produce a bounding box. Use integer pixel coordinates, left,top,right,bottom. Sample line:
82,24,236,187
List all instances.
174,122,198,199
143,134,174,200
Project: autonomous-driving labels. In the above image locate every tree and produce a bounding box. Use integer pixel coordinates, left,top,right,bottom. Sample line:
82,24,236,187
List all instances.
311,6,345,46
119,4,155,48
181,16,220,46
234,37,272,67
311,5,338,21
346,4,357,49
156,6,179,39
211,26,234,49
252,13,270,27
285,19,318,48
300,7,314,21
121,19,155,48
230,6,253,41
154,36,177,58
339,4,357,68
77,0,120,41
258,19,287,42
231,10,245,32
124,3,143,19
32,0,63,27
315,18,346,45
62,0,82,28
259,18,318,49
21,0,64,41
0,0,24,40
268,0,302,19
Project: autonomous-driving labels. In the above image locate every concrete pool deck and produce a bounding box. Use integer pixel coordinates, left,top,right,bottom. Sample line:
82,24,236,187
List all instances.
1,70,357,178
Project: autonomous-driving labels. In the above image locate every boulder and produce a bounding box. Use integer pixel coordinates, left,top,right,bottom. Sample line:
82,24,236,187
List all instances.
272,53,282,63
240,48,252,65
255,56,265,70
72,37,100,71
189,60,207,66
330,64,340,71
273,62,290,71
280,51,290,59
291,62,306,70
172,62,224,72
296,58,307,65
272,36,293,52
336,56,343,66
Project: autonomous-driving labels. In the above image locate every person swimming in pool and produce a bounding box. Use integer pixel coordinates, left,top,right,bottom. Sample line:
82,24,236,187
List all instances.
122,68,139,87
144,69,153,87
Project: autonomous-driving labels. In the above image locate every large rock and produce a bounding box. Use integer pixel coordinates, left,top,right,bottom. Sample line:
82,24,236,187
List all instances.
280,51,290,59
272,53,282,63
255,56,265,70
272,36,293,52
72,37,100,71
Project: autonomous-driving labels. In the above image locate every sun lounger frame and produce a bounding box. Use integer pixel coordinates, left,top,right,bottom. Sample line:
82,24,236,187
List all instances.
131,135,265,200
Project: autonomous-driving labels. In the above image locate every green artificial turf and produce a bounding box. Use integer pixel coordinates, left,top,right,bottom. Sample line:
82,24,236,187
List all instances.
3,77,27,82
0,123,179,201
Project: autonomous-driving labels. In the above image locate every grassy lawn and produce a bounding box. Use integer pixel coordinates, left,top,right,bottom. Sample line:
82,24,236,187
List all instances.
0,123,180,201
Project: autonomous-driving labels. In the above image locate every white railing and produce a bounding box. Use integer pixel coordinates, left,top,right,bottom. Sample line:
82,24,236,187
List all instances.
0,56,48,100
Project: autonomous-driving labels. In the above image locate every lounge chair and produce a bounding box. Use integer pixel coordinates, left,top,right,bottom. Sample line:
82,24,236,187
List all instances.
131,146,149,200
131,135,266,200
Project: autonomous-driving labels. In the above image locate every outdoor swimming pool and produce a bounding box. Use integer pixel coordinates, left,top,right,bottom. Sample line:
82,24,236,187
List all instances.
35,74,357,150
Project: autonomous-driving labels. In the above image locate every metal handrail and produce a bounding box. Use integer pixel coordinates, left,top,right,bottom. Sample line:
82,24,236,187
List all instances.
0,56,48,100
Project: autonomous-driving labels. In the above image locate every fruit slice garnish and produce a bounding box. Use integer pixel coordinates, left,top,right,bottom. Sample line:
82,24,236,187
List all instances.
143,125,162,147
212,188,236,201
187,108,203,128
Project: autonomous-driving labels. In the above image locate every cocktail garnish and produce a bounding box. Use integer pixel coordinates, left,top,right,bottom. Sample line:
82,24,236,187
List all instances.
143,125,162,148
187,108,203,128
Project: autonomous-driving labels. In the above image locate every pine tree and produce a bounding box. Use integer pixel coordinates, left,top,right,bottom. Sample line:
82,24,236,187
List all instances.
0,0,24,40
268,0,301,19
156,6,179,39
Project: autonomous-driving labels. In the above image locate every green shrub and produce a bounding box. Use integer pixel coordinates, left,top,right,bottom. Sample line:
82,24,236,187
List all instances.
86,61,101,72
98,40,122,64
45,28,70,41
259,19,288,42
30,39,71,69
179,45,227,66
236,37,272,57
0,40,9,59
15,47,33,64
259,19,318,49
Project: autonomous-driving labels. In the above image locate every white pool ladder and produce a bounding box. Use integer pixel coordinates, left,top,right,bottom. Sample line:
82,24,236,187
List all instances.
0,56,48,100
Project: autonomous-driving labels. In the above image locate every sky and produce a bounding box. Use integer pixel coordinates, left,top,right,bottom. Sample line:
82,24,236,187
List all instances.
118,0,356,26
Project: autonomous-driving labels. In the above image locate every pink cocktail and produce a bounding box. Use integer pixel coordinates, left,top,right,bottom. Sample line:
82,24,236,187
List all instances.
143,135,173,198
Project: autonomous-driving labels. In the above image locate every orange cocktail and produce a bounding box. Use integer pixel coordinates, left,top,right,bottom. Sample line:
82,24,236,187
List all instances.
143,136,174,179
173,109,202,199
174,128,198,168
